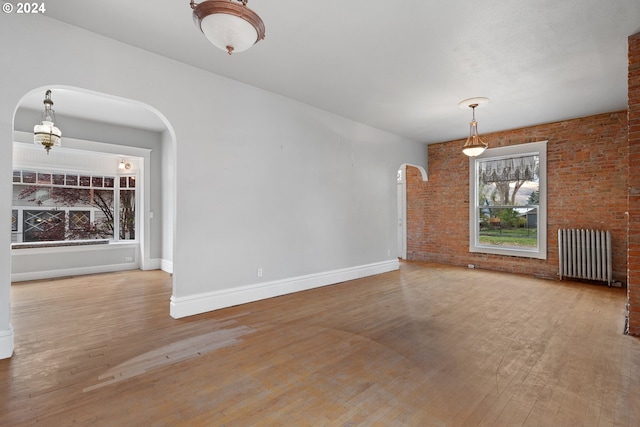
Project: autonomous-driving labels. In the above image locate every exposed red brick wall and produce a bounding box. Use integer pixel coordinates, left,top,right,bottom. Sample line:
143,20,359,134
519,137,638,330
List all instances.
407,111,629,284
628,33,640,336
406,166,428,255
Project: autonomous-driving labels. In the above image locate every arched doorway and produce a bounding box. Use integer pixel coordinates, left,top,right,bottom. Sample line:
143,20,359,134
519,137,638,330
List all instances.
4,86,177,358
12,86,175,280
397,164,427,259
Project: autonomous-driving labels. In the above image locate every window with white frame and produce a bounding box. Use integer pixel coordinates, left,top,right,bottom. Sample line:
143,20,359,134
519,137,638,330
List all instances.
12,168,137,244
469,140,547,259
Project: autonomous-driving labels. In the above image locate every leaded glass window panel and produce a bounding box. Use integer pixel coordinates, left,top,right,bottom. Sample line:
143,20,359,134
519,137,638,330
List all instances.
23,210,66,242
69,210,90,230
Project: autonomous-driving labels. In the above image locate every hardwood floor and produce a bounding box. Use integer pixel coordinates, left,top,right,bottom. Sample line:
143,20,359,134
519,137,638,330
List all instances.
1,262,638,426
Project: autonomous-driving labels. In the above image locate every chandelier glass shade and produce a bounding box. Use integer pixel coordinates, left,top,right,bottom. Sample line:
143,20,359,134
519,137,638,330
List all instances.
33,90,61,154
191,0,265,55
459,97,489,157
462,114,488,157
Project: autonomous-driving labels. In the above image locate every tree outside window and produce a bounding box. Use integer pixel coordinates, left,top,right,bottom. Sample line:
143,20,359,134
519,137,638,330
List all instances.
12,169,136,244
477,154,539,247
119,176,136,240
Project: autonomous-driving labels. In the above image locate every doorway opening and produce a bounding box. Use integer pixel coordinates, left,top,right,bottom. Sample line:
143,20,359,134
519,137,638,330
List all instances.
4,86,177,359
11,86,175,281
397,164,427,259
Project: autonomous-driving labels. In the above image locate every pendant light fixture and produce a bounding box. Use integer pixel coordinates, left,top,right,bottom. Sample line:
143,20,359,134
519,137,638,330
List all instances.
190,0,265,55
459,97,489,157
33,90,62,155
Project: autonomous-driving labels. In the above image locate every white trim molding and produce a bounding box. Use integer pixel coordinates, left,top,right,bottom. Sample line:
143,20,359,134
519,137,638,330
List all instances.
160,259,173,274
170,259,399,319
468,140,547,260
11,262,139,282
141,258,162,271
0,325,14,359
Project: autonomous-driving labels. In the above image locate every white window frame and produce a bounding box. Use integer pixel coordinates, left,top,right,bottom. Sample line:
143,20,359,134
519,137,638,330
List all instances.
469,140,547,259
12,168,137,245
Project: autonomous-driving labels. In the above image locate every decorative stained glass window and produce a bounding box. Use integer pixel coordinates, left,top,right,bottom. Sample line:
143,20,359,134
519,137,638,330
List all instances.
69,210,90,230
23,210,66,242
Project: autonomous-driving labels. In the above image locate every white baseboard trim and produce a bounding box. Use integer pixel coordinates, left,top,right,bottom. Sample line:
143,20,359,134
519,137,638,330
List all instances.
160,259,173,274
11,262,139,282
0,325,14,359
142,258,162,271
170,259,399,319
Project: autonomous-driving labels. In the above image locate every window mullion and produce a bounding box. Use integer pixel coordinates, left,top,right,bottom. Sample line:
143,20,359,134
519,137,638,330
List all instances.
114,175,120,242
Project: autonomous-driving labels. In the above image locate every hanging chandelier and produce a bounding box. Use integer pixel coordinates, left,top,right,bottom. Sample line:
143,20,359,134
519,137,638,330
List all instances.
190,0,265,55
459,97,489,157
33,90,62,155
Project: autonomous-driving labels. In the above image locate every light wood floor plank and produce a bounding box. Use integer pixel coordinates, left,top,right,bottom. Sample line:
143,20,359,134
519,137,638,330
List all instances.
1,262,639,426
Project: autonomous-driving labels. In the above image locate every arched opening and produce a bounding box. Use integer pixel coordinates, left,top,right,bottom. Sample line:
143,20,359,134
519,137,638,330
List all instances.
7,86,176,357
397,164,427,259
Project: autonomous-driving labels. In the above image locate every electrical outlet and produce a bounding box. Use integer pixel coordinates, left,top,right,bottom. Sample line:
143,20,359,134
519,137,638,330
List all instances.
257,268,263,277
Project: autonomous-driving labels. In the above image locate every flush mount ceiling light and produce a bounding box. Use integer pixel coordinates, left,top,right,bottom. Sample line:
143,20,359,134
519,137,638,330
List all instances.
459,97,489,157
190,0,265,55
33,89,62,155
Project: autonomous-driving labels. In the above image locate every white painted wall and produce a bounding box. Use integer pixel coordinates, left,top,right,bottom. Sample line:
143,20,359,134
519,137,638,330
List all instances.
0,16,427,357
11,243,139,281
160,129,175,274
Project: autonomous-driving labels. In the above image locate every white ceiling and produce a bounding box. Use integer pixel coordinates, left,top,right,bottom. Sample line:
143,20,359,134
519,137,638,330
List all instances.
22,0,640,143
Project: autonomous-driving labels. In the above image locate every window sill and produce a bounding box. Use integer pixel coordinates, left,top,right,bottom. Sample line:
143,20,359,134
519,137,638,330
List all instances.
12,240,110,250
11,240,138,255
470,245,546,260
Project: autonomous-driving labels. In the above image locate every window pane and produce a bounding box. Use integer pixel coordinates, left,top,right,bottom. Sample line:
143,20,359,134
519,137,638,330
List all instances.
478,207,538,249
69,210,90,230
23,210,66,242
65,174,78,186
120,176,128,188
13,171,21,183
37,173,51,184
52,174,65,185
104,177,115,188
79,175,91,187
119,189,135,240
11,210,17,232
92,176,103,188
476,155,539,249
478,155,539,207
23,171,36,184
